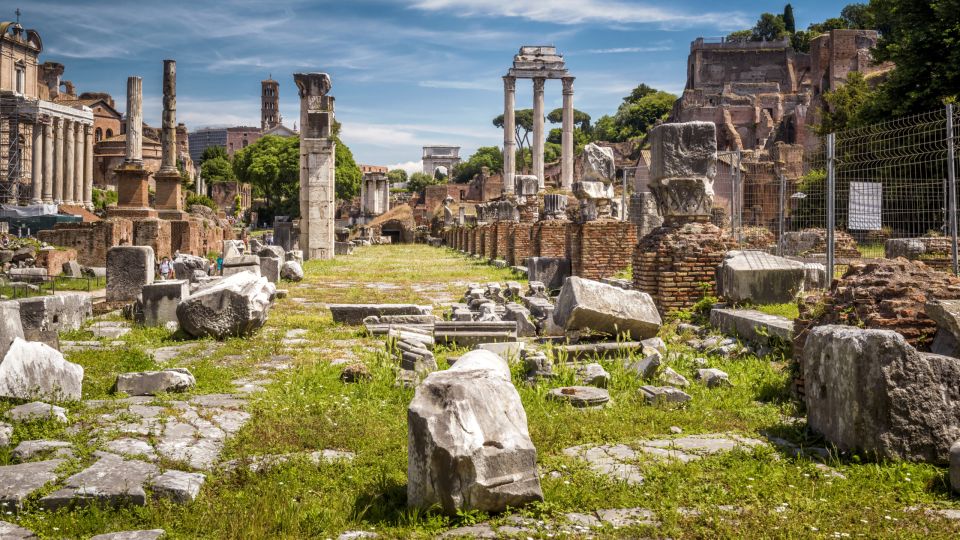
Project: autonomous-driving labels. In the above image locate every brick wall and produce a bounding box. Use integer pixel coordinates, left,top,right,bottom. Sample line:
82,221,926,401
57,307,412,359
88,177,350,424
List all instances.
507,223,533,266
35,248,77,276
133,218,172,261
38,219,134,267
483,224,497,260
570,220,637,280
495,222,510,261
634,221,734,315
533,220,570,258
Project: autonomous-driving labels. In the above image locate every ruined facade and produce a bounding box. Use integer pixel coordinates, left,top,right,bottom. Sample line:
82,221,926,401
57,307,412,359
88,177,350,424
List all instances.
422,146,460,178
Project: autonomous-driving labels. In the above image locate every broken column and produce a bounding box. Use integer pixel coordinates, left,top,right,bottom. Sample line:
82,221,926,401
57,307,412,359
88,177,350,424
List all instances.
408,349,543,513
155,59,188,220
633,122,734,314
106,245,155,303
108,76,157,219
294,72,336,261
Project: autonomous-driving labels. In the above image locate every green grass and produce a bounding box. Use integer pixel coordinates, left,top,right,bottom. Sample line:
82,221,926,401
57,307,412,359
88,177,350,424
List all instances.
5,244,960,538
751,302,801,320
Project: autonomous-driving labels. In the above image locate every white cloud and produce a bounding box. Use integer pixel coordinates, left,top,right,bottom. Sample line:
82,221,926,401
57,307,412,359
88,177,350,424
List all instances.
584,46,672,54
386,160,425,176
409,0,748,28
419,79,498,91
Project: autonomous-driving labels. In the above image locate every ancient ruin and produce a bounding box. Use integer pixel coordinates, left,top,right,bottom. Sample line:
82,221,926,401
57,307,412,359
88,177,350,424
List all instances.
294,72,335,261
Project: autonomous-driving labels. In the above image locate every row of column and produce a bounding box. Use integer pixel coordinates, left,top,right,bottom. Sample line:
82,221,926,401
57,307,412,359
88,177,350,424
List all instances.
502,75,575,194
29,118,94,207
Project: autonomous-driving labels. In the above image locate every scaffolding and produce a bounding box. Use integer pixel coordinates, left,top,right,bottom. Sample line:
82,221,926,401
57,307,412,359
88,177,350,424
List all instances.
0,94,23,204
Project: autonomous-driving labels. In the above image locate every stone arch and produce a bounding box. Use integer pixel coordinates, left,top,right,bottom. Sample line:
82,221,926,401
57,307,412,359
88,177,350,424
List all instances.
378,218,414,244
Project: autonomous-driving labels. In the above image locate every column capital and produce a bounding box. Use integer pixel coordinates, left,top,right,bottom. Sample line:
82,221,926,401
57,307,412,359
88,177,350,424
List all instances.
562,76,575,94
83,124,93,135
532,77,546,92
502,75,515,92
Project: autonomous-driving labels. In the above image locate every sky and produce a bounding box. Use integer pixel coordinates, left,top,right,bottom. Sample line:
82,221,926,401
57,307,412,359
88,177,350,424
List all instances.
17,0,846,174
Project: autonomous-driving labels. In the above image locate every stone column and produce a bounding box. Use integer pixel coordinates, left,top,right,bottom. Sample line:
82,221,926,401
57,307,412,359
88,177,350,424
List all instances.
155,61,187,220
532,77,545,190
30,123,43,204
63,119,75,204
381,178,389,213
73,122,84,205
502,76,516,195
561,76,575,191
42,121,53,203
126,76,143,165
83,125,94,208
294,72,336,261
360,176,367,214
53,117,64,203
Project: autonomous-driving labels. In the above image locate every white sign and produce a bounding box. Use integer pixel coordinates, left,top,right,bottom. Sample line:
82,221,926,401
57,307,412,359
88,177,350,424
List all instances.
848,181,882,231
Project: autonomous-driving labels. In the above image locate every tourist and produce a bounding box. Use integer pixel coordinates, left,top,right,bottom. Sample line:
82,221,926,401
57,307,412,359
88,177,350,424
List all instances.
216,254,223,275
158,257,172,280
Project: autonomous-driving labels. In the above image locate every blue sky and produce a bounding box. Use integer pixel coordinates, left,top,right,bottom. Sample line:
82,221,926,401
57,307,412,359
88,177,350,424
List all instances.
18,0,845,173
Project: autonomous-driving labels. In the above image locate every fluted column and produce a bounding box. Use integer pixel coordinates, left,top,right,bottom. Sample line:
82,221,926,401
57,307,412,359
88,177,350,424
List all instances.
63,119,75,204
502,76,516,195
42,121,53,203
83,125,93,208
125,76,143,165
53,118,64,203
73,122,84,205
532,77,545,190
561,76,575,191
30,124,43,204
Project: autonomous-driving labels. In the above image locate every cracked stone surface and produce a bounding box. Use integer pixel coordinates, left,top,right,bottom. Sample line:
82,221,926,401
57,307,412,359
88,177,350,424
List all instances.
150,470,205,503
0,459,66,510
89,530,166,540
12,440,73,461
40,452,160,509
6,401,68,423
564,433,768,483
0,520,37,539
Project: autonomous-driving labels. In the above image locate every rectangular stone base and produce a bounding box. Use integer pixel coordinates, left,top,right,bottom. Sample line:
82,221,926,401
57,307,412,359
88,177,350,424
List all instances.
158,210,189,221
107,207,158,220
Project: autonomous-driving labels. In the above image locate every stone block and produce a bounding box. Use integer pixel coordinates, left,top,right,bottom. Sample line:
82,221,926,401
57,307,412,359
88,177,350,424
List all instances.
176,271,275,339
62,260,83,278
408,349,542,514
926,299,960,358
259,256,281,284
114,368,195,396
280,260,304,281
554,277,661,340
709,308,793,348
648,121,717,181
8,268,47,282
581,143,615,182
17,294,92,348
329,304,431,325
803,325,960,463
0,338,83,401
716,250,805,304
35,248,77,277
0,302,23,358
526,257,570,291
222,255,261,277
107,246,155,303
136,280,189,327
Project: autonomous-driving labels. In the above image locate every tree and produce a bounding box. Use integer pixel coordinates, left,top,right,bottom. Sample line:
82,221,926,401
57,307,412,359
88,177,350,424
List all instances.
199,145,229,166
783,4,796,33
753,13,787,41
387,169,408,183
333,133,362,200
622,84,657,104
841,3,873,28
727,29,753,41
816,72,875,134
407,171,443,193
201,156,235,184
232,135,298,216
807,17,849,35
546,108,591,132
493,109,535,172
453,146,503,182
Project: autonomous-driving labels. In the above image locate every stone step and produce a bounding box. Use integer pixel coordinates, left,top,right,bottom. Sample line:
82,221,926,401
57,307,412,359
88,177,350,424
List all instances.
709,308,793,349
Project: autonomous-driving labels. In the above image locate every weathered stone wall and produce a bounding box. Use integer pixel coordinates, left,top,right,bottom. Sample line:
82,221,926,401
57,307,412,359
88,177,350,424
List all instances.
133,218,172,261
533,220,569,258
570,220,638,280
35,248,77,277
634,221,735,314
781,228,861,259
37,219,134,266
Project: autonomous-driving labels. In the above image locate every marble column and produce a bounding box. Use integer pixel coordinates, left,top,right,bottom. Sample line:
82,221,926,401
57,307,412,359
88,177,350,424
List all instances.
294,72,336,261
532,77,545,190
30,124,43,204
502,76,516,195
159,60,177,174
53,117,64,203
125,76,143,165
42,121,53,203
83,125,93,208
561,76,575,191
73,122,84,205
381,178,389,213
63,119,75,204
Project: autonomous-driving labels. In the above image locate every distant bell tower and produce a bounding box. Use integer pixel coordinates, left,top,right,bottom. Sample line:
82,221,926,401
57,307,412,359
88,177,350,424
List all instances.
261,76,279,130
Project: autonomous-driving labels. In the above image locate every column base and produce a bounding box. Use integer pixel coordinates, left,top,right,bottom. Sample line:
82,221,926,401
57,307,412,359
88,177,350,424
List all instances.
158,209,189,220
106,206,158,219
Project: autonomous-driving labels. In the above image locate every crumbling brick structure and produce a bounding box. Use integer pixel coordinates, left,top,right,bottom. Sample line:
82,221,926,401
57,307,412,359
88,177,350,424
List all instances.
533,220,569,258
570,220,637,280
38,219,133,266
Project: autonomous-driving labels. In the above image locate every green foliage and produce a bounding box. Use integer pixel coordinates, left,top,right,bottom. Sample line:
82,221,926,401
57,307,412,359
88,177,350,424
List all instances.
452,146,503,183
783,4,796,33
593,85,676,143
753,12,788,41
333,134,362,200
176,159,193,190
817,72,875,133
201,156,236,184
726,29,753,41
186,193,217,211
233,135,299,216
840,3,874,28
493,109,536,172
91,188,117,212
199,145,229,165
387,169,408,183
546,108,591,131
407,171,444,194
807,17,849,35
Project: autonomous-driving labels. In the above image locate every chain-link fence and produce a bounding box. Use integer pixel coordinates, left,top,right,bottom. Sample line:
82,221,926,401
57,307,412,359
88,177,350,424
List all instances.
718,104,960,279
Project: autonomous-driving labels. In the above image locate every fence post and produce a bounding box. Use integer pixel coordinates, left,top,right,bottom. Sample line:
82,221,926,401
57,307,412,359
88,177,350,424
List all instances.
733,150,742,244
826,133,836,280
778,171,786,256
947,103,958,275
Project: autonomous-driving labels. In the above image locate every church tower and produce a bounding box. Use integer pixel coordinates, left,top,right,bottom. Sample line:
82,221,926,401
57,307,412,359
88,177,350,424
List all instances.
261,76,279,130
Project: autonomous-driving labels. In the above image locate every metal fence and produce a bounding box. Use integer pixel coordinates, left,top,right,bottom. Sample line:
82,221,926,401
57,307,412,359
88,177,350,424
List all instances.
718,104,960,279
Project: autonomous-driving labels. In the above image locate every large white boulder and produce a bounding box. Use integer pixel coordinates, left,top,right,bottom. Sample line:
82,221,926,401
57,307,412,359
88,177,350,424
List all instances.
407,349,543,514
280,261,304,282
554,277,662,340
176,271,275,339
0,338,83,401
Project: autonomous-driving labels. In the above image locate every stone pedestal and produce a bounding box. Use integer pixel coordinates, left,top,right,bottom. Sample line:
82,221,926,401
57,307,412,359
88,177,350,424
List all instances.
108,166,157,219
155,172,187,220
